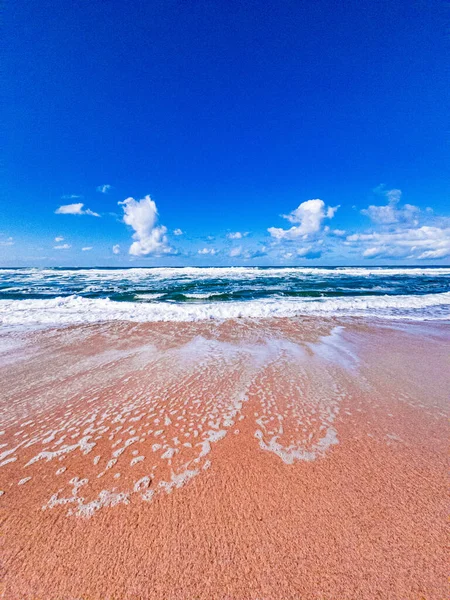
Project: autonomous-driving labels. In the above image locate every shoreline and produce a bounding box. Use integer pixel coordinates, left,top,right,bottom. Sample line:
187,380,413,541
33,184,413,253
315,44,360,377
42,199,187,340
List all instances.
1,317,448,599
2,291,450,327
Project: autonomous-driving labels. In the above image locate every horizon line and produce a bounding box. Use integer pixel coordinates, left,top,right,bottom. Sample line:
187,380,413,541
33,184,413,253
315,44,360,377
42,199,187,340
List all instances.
1,264,449,270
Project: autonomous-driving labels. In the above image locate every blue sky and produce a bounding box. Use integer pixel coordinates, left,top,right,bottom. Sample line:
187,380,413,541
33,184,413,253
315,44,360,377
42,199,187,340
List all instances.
1,0,448,266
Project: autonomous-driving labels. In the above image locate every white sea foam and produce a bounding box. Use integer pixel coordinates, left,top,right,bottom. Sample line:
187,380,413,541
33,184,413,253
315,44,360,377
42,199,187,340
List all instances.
134,293,165,300
254,426,339,464
0,291,449,326
182,292,223,299
3,266,450,280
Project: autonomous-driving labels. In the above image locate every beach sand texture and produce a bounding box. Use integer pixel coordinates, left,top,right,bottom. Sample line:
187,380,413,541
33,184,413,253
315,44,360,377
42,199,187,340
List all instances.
0,318,448,599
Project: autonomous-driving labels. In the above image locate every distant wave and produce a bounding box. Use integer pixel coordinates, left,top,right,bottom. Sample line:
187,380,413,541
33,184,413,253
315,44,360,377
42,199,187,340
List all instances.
1,292,449,325
2,266,450,280
1,267,449,325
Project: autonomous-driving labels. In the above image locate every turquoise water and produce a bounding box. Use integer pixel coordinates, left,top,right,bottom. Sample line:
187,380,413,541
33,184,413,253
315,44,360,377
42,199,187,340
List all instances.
1,266,449,301
0,267,449,324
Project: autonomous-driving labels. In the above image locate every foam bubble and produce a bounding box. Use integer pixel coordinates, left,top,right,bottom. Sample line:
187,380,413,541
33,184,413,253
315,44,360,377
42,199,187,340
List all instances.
1,291,449,326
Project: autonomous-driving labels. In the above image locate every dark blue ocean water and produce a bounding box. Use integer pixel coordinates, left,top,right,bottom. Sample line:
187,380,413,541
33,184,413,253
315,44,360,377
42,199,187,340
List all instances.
0,267,449,324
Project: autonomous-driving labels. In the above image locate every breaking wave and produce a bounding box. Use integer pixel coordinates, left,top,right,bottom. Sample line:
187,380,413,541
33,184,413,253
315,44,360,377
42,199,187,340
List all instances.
1,291,449,325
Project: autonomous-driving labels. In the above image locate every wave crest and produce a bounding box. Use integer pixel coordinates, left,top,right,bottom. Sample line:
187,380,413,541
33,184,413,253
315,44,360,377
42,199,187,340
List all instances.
1,292,449,326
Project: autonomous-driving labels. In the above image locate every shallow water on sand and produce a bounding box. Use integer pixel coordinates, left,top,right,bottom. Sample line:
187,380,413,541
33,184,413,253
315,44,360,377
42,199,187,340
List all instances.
1,317,448,599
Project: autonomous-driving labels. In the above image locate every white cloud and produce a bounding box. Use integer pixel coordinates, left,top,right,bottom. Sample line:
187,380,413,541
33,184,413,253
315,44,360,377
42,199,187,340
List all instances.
361,187,420,225
112,244,120,255
281,246,321,260
61,194,83,200
54,236,64,242
54,243,71,249
227,231,248,240
229,246,267,259
82,247,93,251
332,229,346,237
268,199,339,241
384,188,402,204
296,246,312,257
417,247,450,259
119,195,173,256
337,185,450,260
173,228,183,236
296,246,322,259
326,206,339,218
346,225,450,260
97,184,113,194
198,247,218,255
55,203,100,217
0,236,14,247
247,247,267,259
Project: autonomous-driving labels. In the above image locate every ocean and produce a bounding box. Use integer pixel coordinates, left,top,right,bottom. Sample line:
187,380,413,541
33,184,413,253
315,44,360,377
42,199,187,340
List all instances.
2,266,449,598
0,266,449,325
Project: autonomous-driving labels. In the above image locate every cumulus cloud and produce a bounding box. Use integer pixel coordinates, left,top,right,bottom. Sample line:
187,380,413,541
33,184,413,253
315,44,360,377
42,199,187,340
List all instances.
54,236,64,242
119,195,173,256
97,184,113,194
112,244,120,255
268,199,339,241
173,228,183,236
198,247,218,255
326,206,339,218
55,203,100,217
361,187,420,225
54,243,71,249
340,184,450,260
82,246,93,251
346,225,450,260
227,231,248,240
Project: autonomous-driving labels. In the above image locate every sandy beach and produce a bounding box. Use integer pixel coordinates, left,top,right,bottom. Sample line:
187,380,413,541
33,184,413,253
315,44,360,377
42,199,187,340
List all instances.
0,317,448,599
3,0,449,594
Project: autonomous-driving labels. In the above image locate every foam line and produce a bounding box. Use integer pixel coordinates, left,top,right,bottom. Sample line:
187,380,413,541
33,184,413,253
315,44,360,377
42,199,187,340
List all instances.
0,291,449,325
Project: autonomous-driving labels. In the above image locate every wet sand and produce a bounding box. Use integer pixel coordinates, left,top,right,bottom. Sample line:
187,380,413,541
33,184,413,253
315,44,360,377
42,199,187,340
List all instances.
0,318,448,599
